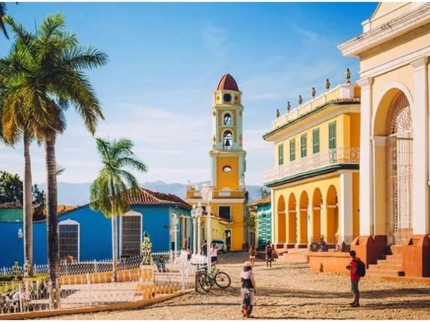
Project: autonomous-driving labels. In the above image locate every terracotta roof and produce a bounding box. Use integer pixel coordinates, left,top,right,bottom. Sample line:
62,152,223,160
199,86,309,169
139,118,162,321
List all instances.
126,188,192,210
216,73,239,91
0,202,22,209
248,195,271,207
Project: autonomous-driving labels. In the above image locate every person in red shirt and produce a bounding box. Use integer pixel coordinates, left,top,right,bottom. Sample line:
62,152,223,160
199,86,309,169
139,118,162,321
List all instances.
346,250,361,307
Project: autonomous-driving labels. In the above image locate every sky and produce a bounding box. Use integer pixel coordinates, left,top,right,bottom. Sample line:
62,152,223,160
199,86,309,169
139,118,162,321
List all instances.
0,1,377,186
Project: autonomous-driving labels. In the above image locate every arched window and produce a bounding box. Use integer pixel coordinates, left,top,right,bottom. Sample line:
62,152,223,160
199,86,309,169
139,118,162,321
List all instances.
223,113,232,126
223,130,233,150
59,219,80,262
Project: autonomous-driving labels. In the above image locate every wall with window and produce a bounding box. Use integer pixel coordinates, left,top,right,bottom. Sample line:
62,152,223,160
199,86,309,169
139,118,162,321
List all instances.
0,204,192,268
274,113,360,165
256,203,272,250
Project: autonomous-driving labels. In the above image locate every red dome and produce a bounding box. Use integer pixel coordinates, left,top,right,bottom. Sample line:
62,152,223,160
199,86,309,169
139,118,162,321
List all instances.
216,73,239,91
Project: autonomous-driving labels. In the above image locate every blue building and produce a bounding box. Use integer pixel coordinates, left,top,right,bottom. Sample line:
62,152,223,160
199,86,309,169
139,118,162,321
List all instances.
248,196,272,250
0,188,192,268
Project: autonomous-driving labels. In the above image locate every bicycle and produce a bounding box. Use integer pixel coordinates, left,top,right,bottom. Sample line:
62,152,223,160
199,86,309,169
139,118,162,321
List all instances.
195,264,231,292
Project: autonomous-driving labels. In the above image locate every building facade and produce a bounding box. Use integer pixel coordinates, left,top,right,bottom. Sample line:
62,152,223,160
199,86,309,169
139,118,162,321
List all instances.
339,2,430,277
185,74,247,251
248,195,272,250
263,82,361,252
0,188,192,268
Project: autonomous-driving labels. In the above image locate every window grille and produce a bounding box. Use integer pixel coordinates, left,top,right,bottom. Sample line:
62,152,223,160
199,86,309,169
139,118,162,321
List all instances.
121,214,142,256
59,220,79,261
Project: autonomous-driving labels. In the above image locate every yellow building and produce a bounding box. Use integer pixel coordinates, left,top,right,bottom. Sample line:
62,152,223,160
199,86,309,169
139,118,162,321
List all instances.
338,2,430,277
263,77,361,251
185,74,247,251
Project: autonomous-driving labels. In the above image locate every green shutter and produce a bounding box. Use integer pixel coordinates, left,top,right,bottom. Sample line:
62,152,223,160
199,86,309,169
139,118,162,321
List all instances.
278,143,284,165
329,122,337,149
312,128,320,154
289,139,296,161
300,134,307,158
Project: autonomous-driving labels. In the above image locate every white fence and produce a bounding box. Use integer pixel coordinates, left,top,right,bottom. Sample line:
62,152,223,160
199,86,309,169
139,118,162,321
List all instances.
0,251,210,314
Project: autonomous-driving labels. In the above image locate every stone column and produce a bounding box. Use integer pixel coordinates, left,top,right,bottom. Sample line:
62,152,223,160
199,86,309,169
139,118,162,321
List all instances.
411,57,430,235
339,171,353,244
356,77,374,236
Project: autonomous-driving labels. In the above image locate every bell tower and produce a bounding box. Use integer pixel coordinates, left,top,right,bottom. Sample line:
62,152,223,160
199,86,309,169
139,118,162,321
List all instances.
209,73,247,251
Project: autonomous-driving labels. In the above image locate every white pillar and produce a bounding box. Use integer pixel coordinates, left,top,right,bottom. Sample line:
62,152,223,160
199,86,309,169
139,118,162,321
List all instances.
340,171,353,243
411,57,430,234
357,77,374,236
307,205,312,244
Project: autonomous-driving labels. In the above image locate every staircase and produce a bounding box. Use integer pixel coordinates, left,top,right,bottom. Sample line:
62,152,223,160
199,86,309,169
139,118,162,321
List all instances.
367,245,405,277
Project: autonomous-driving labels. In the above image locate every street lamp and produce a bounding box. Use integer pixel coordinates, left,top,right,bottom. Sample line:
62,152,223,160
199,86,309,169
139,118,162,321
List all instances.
171,213,179,261
191,203,203,254
200,182,213,267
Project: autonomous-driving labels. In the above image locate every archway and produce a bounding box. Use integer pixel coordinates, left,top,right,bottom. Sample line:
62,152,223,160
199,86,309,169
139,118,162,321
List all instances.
326,185,338,244
287,193,297,245
311,188,322,242
298,191,309,245
277,195,286,243
375,90,413,245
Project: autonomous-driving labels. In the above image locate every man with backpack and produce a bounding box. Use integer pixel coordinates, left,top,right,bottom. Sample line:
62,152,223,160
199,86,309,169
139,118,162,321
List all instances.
346,250,365,307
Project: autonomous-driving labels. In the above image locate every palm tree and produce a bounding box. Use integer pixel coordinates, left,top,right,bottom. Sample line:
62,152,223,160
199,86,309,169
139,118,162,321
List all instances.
0,39,39,277
2,14,108,307
89,138,148,282
0,2,18,39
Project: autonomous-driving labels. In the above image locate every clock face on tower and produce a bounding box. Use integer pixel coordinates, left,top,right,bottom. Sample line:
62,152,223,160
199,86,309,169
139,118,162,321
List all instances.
223,93,232,103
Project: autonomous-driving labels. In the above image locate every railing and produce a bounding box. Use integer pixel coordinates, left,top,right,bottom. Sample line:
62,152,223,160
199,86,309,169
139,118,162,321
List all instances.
270,84,357,131
0,251,207,314
263,147,360,184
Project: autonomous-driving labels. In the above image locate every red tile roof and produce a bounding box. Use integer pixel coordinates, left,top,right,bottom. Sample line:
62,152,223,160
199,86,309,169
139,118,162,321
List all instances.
126,188,192,210
248,195,271,207
216,73,239,91
0,202,22,209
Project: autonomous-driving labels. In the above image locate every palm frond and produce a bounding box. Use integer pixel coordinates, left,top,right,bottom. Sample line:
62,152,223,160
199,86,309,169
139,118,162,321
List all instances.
0,3,9,39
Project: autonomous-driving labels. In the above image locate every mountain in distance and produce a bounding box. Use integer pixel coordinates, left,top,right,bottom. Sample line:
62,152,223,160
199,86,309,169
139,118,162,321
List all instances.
37,181,266,206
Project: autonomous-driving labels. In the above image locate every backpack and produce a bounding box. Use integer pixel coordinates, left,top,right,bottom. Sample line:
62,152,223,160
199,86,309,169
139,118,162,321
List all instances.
354,259,366,277
266,245,272,256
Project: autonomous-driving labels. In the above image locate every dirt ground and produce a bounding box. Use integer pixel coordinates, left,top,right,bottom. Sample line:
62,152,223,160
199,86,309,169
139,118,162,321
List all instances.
41,256,430,320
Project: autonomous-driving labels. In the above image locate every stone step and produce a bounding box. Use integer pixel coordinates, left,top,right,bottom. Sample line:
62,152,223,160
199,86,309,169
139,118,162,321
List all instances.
366,268,405,277
369,263,403,270
383,256,402,264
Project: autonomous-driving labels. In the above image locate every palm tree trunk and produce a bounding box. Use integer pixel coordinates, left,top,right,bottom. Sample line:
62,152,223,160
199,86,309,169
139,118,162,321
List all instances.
23,131,34,277
45,134,60,309
111,190,118,282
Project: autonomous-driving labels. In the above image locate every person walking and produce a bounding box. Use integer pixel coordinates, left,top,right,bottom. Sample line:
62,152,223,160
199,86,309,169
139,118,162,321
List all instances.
265,241,273,268
249,245,257,267
346,250,361,307
240,261,257,318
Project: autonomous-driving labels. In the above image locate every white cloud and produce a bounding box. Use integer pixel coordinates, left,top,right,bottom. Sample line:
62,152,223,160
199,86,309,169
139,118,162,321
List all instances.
201,22,227,60
290,22,321,43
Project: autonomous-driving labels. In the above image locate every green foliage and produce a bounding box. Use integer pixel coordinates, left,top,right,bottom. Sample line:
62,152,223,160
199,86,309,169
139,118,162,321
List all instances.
0,170,23,203
89,137,148,217
0,170,46,219
260,187,270,198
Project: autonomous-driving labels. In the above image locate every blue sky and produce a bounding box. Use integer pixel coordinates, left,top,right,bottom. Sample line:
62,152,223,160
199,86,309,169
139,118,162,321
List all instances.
0,2,377,186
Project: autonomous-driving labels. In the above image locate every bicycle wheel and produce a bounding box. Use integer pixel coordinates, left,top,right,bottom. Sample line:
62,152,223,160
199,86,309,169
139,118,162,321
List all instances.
214,271,231,289
198,273,212,292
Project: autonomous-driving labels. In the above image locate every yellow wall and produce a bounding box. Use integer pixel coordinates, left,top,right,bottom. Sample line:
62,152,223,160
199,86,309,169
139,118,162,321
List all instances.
210,201,244,250
216,156,239,190
353,172,360,238
275,113,359,162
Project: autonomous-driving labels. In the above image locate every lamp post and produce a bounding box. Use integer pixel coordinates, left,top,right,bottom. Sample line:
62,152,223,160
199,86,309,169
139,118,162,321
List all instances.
191,203,203,254
200,182,213,267
171,213,179,261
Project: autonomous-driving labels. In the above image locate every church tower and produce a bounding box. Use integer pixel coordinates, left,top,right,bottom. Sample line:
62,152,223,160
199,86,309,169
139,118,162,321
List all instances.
209,74,247,251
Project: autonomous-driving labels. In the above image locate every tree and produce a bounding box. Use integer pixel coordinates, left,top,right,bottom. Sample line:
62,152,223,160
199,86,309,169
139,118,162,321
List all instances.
32,184,46,221
260,187,270,198
0,170,23,203
89,138,148,282
2,14,108,307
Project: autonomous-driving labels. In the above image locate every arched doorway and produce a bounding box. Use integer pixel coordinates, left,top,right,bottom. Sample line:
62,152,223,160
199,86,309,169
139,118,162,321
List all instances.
311,188,322,242
386,92,413,245
326,185,339,244
277,195,286,243
287,193,297,245
298,191,309,245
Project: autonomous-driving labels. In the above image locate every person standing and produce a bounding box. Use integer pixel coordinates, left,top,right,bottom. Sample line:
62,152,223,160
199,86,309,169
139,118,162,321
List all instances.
346,250,361,307
249,245,257,267
210,243,220,266
265,241,273,268
201,239,208,257
240,261,257,318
